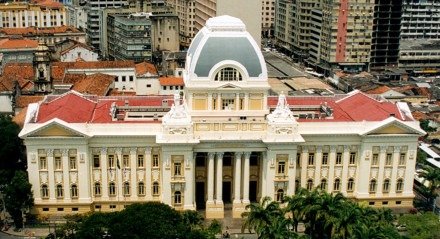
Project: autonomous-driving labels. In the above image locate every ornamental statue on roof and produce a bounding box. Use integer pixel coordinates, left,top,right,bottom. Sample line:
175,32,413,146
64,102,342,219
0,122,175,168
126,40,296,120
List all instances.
161,91,192,135
267,92,296,124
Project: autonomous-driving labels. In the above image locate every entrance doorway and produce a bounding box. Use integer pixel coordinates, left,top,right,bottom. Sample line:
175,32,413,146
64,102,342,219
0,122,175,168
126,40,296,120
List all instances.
249,181,258,203
222,181,232,203
196,182,205,210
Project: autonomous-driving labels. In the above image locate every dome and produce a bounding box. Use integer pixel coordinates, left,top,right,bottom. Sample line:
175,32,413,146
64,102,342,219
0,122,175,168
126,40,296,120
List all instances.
185,15,267,81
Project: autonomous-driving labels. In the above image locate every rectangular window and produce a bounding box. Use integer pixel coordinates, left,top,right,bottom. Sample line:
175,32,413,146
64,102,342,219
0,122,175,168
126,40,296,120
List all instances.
43,208,49,212
57,208,64,212
110,205,116,209
108,155,115,168
277,161,286,175
39,156,47,170
399,153,406,165
369,202,375,206
222,99,235,110
55,156,62,170
72,208,78,212
308,153,314,165
163,86,166,90
174,162,182,176
349,152,356,165
93,155,100,168
296,153,301,167
336,153,342,165
137,155,144,168
322,153,328,165
385,153,392,166
152,154,159,167
122,155,129,168
69,156,77,170
372,154,379,166
129,76,134,81
122,76,126,82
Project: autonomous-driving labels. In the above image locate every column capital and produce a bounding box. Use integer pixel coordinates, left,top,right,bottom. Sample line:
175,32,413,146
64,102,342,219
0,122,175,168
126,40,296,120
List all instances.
130,148,137,155
208,152,215,159
302,147,308,153
145,147,152,154
343,145,350,152
46,148,54,155
61,149,69,157
235,152,243,159
115,147,123,155
380,146,387,153
330,145,336,152
243,152,251,159
316,146,322,153
394,146,401,153
216,152,224,158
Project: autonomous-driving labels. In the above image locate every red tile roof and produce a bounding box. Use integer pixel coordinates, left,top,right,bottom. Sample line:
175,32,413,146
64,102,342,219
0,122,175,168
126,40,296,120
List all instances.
13,106,27,128
71,73,114,96
159,77,184,86
16,95,44,108
0,63,35,91
364,85,391,95
33,91,409,124
31,0,63,8
0,38,38,49
135,62,157,76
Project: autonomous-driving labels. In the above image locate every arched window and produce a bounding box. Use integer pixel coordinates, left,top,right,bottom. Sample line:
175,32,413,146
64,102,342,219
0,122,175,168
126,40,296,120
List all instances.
138,182,145,195
276,189,284,202
71,184,78,198
109,182,116,196
333,179,340,191
153,182,159,196
320,179,327,191
56,184,63,198
396,179,404,192
383,179,390,193
94,183,101,196
369,179,377,193
123,182,130,196
307,179,313,190
174,191,182,204
41,184,49,198
214,67,242,81
347,178,354,192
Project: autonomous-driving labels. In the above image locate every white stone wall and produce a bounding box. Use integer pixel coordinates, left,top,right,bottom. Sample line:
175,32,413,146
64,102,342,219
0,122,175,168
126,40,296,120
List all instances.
60,47,98,62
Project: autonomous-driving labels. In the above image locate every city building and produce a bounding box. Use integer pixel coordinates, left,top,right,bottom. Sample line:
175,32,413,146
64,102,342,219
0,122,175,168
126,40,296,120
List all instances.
0,26,86,46
107,13,153,62
165,0,196,48
261,0,275,38
398,0,440,72
0,0,67,28
64,0,88,31
53,39,99,62
0,38,38,71
20,16,424,219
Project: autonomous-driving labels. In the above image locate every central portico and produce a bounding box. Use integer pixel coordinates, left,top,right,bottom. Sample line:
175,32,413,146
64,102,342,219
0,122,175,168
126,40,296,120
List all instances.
157,15,303,218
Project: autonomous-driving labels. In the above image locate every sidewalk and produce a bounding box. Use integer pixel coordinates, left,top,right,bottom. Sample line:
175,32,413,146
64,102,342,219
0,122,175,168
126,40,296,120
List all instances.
2,226,49,238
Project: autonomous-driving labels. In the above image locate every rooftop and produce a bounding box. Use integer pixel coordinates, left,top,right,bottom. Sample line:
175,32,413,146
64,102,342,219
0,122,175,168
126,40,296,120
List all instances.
0,38,38,49
0,26,81,36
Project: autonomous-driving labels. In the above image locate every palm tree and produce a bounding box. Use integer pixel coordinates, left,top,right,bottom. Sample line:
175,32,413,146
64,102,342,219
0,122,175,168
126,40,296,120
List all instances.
284,188,309,232
241,196,284,238
418,165,440,210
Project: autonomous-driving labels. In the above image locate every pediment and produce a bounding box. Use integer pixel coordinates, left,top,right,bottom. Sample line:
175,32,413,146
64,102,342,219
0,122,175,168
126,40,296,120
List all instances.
363,118,425,136
217,83,242,90
21,119,88,138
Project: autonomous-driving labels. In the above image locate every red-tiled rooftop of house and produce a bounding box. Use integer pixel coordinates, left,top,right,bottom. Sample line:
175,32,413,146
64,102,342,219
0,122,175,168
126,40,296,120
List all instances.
364,85,391,95
0,63,35,91
31,0,63,8
135,62,157,76
159,77,184,86
71,73,114,96
0,38,38,49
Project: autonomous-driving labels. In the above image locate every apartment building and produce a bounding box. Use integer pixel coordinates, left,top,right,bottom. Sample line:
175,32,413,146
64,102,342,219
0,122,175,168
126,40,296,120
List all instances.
274,0,294,52
261,0,275,38
0,1,66,28
165,0,196,48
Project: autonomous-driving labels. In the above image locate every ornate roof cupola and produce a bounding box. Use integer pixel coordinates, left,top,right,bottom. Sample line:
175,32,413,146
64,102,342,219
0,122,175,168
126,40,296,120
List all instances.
33,40,52,94
265,92,304,143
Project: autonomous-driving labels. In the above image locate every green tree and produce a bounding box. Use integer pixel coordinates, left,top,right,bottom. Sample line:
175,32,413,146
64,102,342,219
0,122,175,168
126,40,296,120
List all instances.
399,212,440,239
418,165,440,211
108,202,189,239
420,120,436,132
0,115,24,171
76,212,116,239
3,171,34,228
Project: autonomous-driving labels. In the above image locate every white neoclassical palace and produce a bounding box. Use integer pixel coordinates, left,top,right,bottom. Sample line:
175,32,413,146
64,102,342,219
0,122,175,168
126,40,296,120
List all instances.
20,16,425,218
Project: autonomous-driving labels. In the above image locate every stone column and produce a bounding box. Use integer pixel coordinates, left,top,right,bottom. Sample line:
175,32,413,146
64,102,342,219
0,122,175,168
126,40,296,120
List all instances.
390,146,401,195
314,146,322,187
377,146,387,195
62,149,70,200
242,152,251,204
100,147,109,199
328,146,336,193
287,151,297,196
184,152,195,210
144,147,152,200
300,148,308,188
115,148,123,208
341,146,350,194
207,152,215,203
46,149,55,199
233,152,243,218
215,152,224,204
130,148,137,200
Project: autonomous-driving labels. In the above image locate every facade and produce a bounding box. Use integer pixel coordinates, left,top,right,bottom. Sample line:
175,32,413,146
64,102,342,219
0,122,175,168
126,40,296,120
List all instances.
261,0,275,38
274,0,294,53
165,0,196,48
21,16,424,218
0,38,38,71
0,1,66,28
107,13,153,62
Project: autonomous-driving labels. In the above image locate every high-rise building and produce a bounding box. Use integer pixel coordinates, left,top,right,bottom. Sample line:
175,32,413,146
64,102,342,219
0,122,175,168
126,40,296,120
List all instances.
165,0,196,48
274,0,293,52
399,0,440,71
21,16,424,219
261,0,275,38
370,0,402,70
0,1,66,28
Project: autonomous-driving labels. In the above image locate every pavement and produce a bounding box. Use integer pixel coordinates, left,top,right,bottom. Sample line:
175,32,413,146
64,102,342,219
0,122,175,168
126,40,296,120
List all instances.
0,227,50,239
